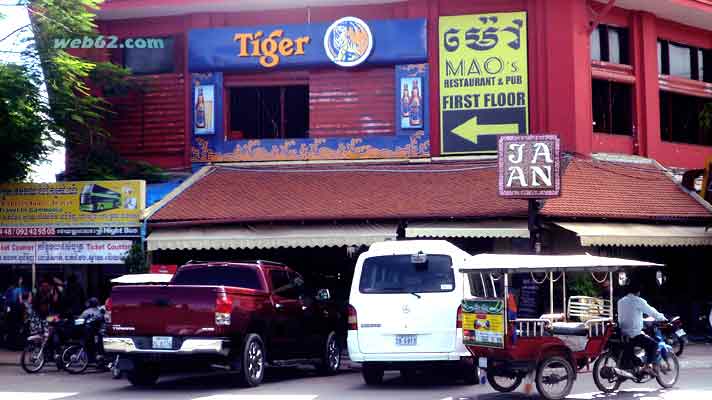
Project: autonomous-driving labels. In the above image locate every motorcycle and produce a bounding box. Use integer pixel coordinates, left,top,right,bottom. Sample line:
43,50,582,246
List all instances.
659,316,687,356
20,315,66,373
593,319,680,393
62,314,109,374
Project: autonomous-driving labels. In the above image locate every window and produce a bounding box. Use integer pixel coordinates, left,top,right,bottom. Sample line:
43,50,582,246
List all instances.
592,79,633,135
660,91,712,146
270,270,300,299
590,25,629,65
358,255,455,294
172,266,263,289
123,36,175,75
658,40,711,82
229,85,309,140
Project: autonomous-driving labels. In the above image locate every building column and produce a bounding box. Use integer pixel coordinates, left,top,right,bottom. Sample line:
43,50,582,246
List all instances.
631,12,660,158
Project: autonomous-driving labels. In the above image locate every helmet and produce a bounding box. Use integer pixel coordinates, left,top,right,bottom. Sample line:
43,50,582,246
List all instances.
86,297,99,308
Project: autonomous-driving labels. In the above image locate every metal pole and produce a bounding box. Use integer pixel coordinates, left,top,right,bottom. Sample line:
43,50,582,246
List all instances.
549,271,554,315
504,273,509,337
562,271,567,320
528,199,539,253
32,262,36,292
609,271,614,318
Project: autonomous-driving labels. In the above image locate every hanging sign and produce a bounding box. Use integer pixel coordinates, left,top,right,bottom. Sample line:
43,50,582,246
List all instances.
439,12,529,154
498,134,561,198
461,298,505,348
0,240,132,264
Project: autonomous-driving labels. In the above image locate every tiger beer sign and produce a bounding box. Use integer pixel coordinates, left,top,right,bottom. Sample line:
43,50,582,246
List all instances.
498,135,560,198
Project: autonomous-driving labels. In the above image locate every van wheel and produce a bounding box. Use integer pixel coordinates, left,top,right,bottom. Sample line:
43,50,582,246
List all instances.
239,334,265,387
462,364,480,385
317,331,341,375
362,363,384,385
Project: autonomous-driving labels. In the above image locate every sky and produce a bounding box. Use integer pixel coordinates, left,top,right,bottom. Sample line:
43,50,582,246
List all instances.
1,2,65,183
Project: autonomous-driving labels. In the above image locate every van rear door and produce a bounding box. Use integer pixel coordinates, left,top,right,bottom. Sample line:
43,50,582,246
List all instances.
352,254,460,354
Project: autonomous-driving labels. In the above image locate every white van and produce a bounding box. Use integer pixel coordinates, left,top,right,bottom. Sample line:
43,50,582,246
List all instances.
346,240,477,385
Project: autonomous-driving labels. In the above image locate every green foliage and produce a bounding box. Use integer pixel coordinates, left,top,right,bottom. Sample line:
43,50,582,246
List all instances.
123,242,148,274
700,103,712,131
569,274,600,297
0,63,56,182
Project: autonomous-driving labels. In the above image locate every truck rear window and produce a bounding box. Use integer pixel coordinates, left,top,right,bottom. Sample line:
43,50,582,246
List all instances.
359,254,455,294
172,266,263,289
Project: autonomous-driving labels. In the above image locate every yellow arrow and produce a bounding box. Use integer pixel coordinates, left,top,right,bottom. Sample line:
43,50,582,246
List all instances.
451,116,519,144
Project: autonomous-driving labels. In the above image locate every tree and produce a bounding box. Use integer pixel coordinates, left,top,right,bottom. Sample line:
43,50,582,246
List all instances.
1,0,161,182
123,242,149,274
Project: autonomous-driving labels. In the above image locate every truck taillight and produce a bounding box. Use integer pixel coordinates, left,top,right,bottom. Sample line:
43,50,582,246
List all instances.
215,293,232,326
105,297,112,324
347,304,358,330
456,305,463,329
105,297,112,312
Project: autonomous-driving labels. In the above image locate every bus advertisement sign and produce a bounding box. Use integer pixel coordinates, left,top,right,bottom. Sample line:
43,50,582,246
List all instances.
0,180,145,237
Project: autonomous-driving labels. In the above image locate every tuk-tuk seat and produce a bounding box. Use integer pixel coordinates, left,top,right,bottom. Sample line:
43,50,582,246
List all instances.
551,321,589,336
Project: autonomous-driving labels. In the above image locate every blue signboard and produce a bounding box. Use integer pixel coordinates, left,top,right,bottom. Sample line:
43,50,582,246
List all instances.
188,18,427,72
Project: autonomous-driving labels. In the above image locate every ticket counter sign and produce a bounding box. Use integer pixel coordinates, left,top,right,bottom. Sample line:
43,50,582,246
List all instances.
0,181,145,238
461,298,505,348
439,12,529,154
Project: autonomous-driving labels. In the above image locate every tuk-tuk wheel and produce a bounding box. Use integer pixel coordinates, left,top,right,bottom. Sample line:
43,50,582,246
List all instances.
486,370,522,392
535,356,575,400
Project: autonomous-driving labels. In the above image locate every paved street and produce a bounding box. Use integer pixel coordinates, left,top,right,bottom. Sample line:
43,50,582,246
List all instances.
1,352,712,400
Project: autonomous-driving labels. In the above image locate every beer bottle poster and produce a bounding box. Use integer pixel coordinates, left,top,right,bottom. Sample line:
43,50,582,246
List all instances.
194,84,215,135
439,12,529,154
400,76,423,129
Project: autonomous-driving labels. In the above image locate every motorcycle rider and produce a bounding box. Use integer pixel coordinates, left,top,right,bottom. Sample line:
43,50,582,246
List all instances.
617,277,667,374
78,297,104,364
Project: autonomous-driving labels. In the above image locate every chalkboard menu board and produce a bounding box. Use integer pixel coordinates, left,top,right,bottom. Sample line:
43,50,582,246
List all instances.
518,277,540,318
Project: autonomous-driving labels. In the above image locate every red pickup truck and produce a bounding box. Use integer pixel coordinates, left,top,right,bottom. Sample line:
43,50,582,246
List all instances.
104,260,344,387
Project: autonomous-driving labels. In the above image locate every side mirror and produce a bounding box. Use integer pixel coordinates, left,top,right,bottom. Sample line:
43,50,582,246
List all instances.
316,288,331,301
293,276,305,287
618,272,628,286
656,271,666,286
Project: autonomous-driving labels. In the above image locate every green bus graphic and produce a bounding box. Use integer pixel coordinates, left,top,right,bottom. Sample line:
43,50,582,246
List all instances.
80,184,121,213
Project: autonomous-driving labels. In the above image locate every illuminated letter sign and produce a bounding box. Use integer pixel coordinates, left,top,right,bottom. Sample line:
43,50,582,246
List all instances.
498,135,560,198
233,29,311,68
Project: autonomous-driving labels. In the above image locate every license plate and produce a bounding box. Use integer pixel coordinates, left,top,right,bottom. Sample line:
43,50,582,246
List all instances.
152,336,173,349
395,334,417,346
675,329,686,337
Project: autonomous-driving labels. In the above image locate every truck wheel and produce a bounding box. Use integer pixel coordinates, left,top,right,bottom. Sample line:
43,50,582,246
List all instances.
317,331,341,375
127,364,160,387
362,363,384,385
239,334,265,387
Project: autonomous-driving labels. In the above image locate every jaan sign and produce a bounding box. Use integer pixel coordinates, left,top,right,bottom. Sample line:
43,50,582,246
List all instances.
498,135,561,198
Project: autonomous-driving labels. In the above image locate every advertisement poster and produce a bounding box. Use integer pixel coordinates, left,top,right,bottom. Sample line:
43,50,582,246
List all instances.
0,181,144,237
194,84,215,135
0,240,132,264
439,12,529,154
461,298,505,348
399,77,423,129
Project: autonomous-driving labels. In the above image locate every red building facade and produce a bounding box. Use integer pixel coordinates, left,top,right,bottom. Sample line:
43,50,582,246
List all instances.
89,0,712,172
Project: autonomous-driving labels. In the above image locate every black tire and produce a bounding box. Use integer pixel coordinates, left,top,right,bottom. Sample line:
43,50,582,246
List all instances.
462,364,480,385
317,331,341,375
535,356,575,400
20,343,45,373
487,370,522,392
62,345,89,374
127,363,160,387
593,352,623,393
239,333,266,387
362,363,384,385
655,352,680,389
400,368,418,383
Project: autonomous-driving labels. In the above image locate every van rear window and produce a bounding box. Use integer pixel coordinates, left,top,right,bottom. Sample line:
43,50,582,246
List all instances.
359,254,455,294
172,266,263,290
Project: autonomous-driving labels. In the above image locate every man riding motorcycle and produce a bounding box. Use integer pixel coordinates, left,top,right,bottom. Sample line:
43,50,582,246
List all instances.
617,278,667,374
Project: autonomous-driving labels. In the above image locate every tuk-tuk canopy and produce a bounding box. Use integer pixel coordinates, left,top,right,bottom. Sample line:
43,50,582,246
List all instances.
110,273,173,284
459,253,662,274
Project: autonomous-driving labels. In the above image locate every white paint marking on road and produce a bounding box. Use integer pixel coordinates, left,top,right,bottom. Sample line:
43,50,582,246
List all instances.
568,388,712,400
0,393,77,400
192,395,318,400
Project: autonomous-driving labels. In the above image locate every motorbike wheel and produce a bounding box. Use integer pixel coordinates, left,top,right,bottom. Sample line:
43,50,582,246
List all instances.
487,370,522,392
62,345,89,374
666,334,685,357
655,352,680,389
593,352,623,393
535,356,575,400
20,343,45,373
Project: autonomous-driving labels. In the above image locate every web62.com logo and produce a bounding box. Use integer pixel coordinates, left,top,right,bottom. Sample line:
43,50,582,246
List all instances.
53,36,165,49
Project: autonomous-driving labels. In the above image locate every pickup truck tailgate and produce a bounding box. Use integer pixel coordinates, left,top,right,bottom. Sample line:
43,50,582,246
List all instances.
111,285,219,336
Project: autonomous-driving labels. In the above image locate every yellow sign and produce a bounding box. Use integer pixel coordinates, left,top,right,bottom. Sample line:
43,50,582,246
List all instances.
461,298,505,348
234,30,311,68
439,12,529,154
0,181,145,237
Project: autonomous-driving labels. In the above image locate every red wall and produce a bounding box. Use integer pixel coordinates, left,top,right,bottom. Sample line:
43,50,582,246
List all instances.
95,0,712,170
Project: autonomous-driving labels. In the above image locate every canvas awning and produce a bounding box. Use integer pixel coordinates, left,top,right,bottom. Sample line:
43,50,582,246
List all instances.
147,223,397,251
459,253,662,274
555,222,712,247
405,221,529,239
